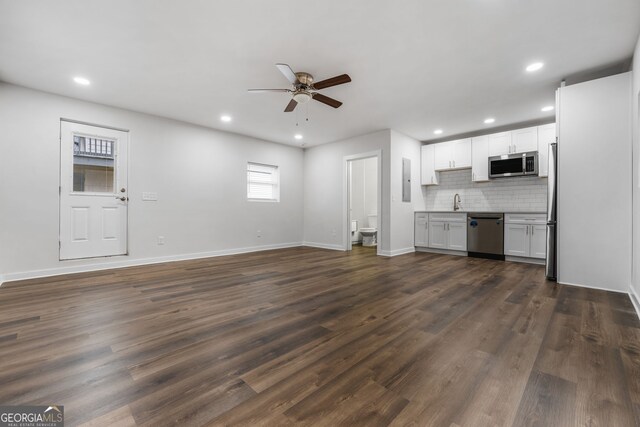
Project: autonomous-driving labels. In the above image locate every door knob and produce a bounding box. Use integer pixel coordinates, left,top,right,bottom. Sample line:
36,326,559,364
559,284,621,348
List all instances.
116,196,128,201
120,188,126,193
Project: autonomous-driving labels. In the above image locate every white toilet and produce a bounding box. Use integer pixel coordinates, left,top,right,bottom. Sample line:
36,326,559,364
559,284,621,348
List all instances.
359,214,377,247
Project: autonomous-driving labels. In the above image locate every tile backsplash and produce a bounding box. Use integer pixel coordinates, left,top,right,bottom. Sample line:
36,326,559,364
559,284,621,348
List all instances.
422,169,547,212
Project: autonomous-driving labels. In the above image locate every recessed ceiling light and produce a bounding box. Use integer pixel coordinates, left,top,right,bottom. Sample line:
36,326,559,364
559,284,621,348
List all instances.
484,118,495,124
541,105,554,112
433,129,443,135
73,76,90,86
220,115,232,122
294,134,303,140
526,62,544,72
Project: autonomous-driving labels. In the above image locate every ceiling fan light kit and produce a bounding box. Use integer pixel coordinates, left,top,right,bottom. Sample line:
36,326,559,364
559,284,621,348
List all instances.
249,63,351,112
293,91,312,104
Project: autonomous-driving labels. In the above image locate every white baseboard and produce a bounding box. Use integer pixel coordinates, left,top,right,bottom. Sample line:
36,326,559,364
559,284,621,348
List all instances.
557,280,628,294
630,286,640,321
414,247,468,257
505,256,545,265
0,242,303,286
378,247,415,257
301,241,345,251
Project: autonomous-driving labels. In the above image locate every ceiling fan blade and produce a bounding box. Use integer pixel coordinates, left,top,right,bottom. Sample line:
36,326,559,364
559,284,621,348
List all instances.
247,89,291,93
313,93,343,109
275,63,299,84
284,99,298,112
313,74,351,90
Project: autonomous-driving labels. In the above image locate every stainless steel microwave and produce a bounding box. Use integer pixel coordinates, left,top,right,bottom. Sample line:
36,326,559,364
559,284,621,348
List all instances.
489,152,538,179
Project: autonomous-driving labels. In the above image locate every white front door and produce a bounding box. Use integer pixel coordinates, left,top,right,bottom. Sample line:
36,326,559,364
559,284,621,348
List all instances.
59,121,129,260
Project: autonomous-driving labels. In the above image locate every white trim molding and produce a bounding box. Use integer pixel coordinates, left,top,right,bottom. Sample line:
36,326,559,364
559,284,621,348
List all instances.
557,280,629,294
630,286,640,321
379,247,415,257
0,242,303,285
415,247,468,257
302,242,345,251
343,150,383,256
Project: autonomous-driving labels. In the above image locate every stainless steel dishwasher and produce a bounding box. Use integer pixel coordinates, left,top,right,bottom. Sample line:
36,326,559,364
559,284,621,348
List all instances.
467,213,504,260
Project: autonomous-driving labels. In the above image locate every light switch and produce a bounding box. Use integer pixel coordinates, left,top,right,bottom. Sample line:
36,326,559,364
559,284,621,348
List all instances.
142,192,158,201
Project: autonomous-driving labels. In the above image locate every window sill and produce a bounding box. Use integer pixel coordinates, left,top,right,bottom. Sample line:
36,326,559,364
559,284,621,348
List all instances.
247,198,280,203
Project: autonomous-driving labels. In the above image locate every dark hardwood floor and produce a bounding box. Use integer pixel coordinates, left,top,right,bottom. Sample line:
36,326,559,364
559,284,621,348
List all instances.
1,246,639,426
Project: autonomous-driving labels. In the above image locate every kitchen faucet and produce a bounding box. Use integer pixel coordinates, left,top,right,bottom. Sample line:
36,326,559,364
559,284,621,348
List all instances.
453,193,462,211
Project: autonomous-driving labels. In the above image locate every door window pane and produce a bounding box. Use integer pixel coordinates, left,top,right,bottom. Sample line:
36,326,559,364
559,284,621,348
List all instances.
73,135,115,193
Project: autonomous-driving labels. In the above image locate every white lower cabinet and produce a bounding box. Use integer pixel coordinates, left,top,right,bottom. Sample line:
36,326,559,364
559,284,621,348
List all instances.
447,222,467,251
530,224,547,259
504,224,529,257
427,213,467,251
504,214,546,259
428,221,447,248
414,213,429,247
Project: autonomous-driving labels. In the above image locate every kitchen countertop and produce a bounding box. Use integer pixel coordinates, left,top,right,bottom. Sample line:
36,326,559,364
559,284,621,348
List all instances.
415,210,546,214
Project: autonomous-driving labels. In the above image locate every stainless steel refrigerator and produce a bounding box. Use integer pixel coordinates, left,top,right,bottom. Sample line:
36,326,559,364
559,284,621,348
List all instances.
545,141,557,280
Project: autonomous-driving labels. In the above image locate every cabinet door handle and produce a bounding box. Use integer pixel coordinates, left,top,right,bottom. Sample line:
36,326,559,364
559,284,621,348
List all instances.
531,226,534,235
526,225,529,235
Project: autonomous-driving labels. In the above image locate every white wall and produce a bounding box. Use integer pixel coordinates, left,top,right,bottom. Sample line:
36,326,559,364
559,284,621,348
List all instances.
557,72,632,293
422,169,547,212
0,83,304,282
303,130,391,252
632,33,640,308
389,130,424,255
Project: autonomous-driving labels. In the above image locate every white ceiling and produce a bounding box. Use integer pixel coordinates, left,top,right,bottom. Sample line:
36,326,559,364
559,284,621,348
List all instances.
1,1,638,147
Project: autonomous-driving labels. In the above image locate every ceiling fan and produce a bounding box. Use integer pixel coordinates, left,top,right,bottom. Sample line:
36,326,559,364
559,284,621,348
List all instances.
248,64,351,112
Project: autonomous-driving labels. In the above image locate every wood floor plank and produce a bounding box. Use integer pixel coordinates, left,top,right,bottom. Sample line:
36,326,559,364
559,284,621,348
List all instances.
511,370,576,427
0,246,638,426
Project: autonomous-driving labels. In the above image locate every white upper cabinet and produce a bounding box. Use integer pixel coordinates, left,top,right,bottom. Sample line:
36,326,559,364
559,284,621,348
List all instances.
420,144,439,186
511,126,538,154
537,124,556,178
434,143,452,170
451,139,472,168
434,139,471,171
422,124,554,184
488,132,512,156
471,135,489,182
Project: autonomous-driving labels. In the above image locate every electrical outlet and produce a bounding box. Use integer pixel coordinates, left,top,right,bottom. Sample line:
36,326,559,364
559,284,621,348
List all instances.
157,236,165,245
257,230,261,238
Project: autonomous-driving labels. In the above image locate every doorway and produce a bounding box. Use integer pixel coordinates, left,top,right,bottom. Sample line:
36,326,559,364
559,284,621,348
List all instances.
344,151,382,255
59,121,129,260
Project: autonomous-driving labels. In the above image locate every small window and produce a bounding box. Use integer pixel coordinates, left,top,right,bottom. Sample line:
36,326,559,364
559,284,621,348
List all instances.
247,162,279,202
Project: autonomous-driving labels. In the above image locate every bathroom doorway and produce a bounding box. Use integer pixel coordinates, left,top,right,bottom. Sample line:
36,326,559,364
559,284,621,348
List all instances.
344,151,382,255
